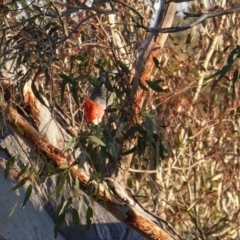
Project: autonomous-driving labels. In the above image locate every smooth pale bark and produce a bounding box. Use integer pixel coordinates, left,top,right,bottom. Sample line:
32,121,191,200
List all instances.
0,129,143,240
0,166,65,240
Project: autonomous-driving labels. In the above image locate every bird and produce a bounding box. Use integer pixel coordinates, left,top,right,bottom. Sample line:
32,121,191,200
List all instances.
83,74,113,125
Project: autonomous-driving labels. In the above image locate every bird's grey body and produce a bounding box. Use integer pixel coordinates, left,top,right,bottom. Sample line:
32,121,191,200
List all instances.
89,74,113,110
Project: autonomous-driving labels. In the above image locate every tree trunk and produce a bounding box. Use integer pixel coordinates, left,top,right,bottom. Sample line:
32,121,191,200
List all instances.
0,128,143,240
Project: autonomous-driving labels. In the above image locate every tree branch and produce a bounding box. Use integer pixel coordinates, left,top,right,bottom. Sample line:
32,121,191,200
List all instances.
49,0,116,15
3,104,181,240
108,2,176,186
134,5,240,33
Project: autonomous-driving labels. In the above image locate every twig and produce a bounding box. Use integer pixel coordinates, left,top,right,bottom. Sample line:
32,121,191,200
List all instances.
49,0,115,15
129,168,158,173
134,5,240,33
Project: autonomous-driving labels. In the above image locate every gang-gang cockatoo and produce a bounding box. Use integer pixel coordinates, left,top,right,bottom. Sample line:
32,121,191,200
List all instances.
83,74,113,125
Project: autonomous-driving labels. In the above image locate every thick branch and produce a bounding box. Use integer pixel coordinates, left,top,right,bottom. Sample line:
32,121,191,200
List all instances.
4,105,180,240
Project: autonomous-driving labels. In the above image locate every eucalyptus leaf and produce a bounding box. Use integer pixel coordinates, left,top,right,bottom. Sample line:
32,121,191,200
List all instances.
11,177,28,191
89,135,106,146
146,80,164,92
22,184,33,209
86,206,93,231
59,74,75,104
72,208,80,228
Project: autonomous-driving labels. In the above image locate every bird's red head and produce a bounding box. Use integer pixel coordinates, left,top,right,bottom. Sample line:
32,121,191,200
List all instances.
83,99,105,125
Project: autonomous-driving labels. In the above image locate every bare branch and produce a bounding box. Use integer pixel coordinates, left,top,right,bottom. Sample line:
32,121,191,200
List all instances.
49,0,115,15
135,5,240,33
112,0,145,20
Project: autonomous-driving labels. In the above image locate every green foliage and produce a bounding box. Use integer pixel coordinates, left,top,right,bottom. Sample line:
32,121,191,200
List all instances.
86,206,93,231
22,184,33,209
59,74,79,106
206,44,240,93
146,80,164,92
4,156,15,179
54,199,70,238
11,177,29,192
231,70,239,99
88,135,106,147
49,175,66,197
1,0,240,239
72,208,80,228
16,164,29,180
